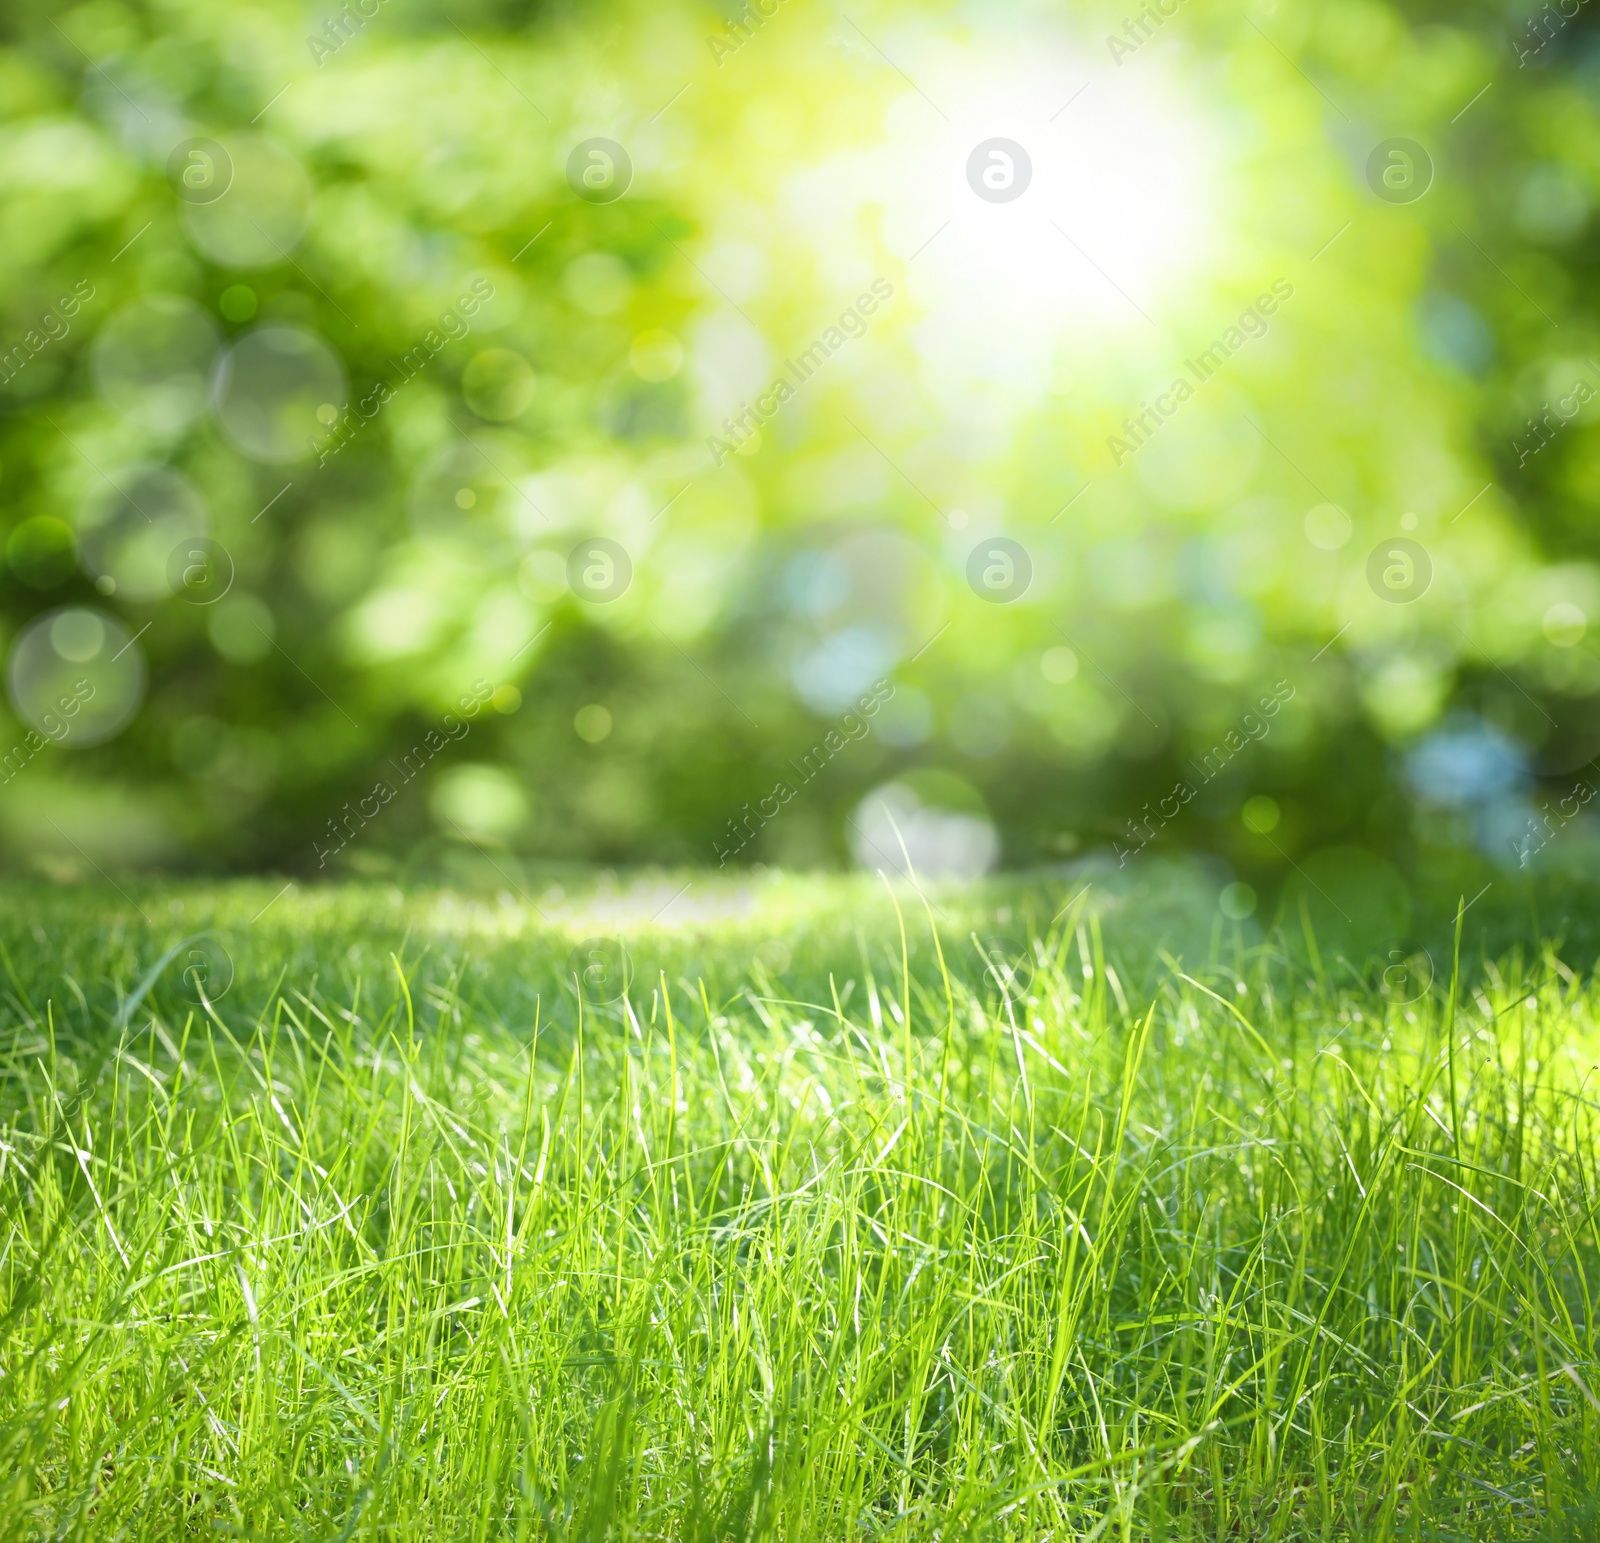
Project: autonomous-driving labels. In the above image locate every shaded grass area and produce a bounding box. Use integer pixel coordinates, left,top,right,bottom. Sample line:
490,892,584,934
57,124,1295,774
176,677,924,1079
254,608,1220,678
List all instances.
3,873,1600,1537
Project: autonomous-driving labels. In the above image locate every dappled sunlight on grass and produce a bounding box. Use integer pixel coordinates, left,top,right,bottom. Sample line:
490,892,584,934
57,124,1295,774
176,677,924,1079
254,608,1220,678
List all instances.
4,880,1600,1534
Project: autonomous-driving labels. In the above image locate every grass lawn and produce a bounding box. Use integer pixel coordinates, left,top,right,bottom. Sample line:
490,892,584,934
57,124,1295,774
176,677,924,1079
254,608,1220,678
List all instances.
3,867,1600,1539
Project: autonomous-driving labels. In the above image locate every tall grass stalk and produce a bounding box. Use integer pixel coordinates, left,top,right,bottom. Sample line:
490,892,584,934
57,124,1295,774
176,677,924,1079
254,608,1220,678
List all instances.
1,888,1598,1537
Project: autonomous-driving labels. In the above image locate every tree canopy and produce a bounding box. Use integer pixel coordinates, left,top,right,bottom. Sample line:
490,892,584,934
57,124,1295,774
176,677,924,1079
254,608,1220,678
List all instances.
0,0,1595,893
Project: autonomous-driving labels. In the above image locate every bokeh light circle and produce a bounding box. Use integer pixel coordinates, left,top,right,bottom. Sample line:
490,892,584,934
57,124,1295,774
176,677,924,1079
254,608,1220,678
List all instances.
180,135,313,268
462,349,536,420
753,937,792,975
409,439,527,551
212,325,347,463
630,329,683,381
78,465,209,602
1304,503,1352,551
850,774,999,879
1544,601,1586,647
6,606,147,747
92,295,220,433
787,530,947,712
1219,881,1257,920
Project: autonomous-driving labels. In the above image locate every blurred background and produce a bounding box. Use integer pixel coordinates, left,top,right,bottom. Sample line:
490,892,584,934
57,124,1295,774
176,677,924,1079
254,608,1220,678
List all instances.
1,0,1598,900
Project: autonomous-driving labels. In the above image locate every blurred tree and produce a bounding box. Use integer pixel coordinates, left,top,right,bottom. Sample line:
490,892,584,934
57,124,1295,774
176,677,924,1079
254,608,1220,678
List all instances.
0,0,1592,888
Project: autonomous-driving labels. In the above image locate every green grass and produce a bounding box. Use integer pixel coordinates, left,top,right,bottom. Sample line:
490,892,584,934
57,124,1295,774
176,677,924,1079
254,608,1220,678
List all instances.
3,870,1600,1539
